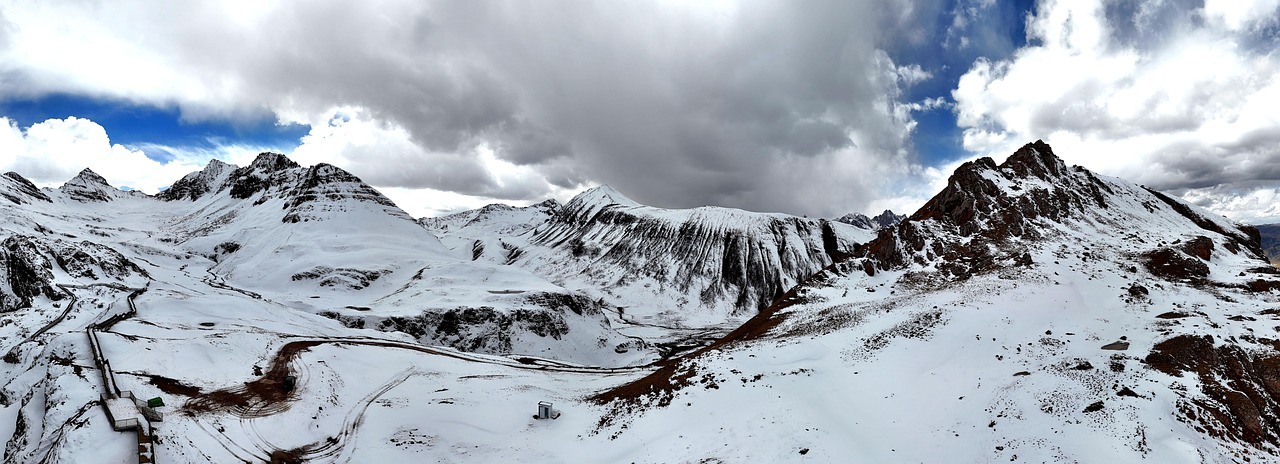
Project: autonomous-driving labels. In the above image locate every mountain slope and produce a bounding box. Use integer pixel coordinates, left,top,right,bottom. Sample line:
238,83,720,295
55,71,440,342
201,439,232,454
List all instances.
588,141,1280,462
146,154,644,365
5,142,1280,462
424,185,876,329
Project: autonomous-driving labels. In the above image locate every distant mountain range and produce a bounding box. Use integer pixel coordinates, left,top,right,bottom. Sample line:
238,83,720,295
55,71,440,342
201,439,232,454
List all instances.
1256,223,1280,266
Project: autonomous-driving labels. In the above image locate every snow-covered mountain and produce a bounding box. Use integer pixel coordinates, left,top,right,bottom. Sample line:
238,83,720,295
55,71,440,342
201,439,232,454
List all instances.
423,185,875,331
146,153,642,365
835,209,904,230
57,168,140,202
2,142,1279,463
585,140,1280,462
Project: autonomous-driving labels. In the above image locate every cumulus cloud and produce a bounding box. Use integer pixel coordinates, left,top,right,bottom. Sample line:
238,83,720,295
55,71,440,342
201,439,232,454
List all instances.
1181,182,1280,225
952,0,1280,224
0,117,203,191
0,0,944,217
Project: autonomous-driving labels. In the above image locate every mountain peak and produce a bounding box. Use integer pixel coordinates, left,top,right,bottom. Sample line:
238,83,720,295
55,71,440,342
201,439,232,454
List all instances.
67,168,111,187
1003,139,1068,180
157,158,239,201
860,140,1262,279
572,185,640,208
60,168,121,202
836,210,904,230
248,152,300,173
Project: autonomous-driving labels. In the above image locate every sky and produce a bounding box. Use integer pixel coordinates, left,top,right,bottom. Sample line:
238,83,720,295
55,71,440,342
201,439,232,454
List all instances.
1,0,1279,224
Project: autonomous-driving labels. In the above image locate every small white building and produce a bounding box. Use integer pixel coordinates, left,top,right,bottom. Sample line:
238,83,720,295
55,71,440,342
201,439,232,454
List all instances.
535,401,560,420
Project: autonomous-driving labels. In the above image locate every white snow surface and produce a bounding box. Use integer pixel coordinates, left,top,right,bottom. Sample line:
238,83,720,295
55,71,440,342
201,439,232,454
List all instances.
0,148,1276,463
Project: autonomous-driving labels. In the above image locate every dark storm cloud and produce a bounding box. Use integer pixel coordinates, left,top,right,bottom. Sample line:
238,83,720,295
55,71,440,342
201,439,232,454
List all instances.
1144,135,1280,191
0,0,945,215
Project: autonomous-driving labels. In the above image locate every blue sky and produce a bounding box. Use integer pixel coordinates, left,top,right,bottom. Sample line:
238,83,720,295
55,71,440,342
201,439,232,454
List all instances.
1,0,1279,223
0,94,308,163
891,0,1036,168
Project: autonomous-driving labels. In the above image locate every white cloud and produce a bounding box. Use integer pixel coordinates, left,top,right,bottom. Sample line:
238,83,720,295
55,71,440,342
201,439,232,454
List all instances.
0,0,936,217
1204,0,1280,31
0,113,567,218
0,117,202,192
1181,186,1280,225
951,0,1280,224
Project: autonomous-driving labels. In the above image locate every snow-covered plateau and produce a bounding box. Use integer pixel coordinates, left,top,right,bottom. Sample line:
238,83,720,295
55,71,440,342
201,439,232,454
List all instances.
1,140,1278,463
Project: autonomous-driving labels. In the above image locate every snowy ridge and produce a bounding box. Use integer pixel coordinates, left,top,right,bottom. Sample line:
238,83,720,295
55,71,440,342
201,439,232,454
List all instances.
525,188,872,322
0,172,50,205
142,154,642,365
586,140,1280,463
425,185,875,330
57,168,134,202
835,209,904,230
155,159,235,201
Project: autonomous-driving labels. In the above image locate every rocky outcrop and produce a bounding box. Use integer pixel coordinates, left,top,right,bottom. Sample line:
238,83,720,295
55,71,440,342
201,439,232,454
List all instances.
367,293,606,353
852,140,1266,280
156,159,236,201
0,237,58,311
1143,247,1210,281
290,266,387,290
836,210,905,230
0,173,50,205
0,236,147,311
1146,335,1280,446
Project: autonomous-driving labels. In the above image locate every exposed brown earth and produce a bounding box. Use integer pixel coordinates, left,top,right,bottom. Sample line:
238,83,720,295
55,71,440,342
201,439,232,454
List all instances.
1146,335,1280,447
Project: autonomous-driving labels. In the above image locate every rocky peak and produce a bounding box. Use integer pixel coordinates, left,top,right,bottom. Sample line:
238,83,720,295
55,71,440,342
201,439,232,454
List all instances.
157,158,238,201
65,168,111,188
1003,139,1067,180
228,153,303,200
569,185,640,208
60,168,121,202
907,140,1111,238
532,198,561,209
856,140,1262,279
872,210,905,229
838,210,905,230
248,152,300,173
